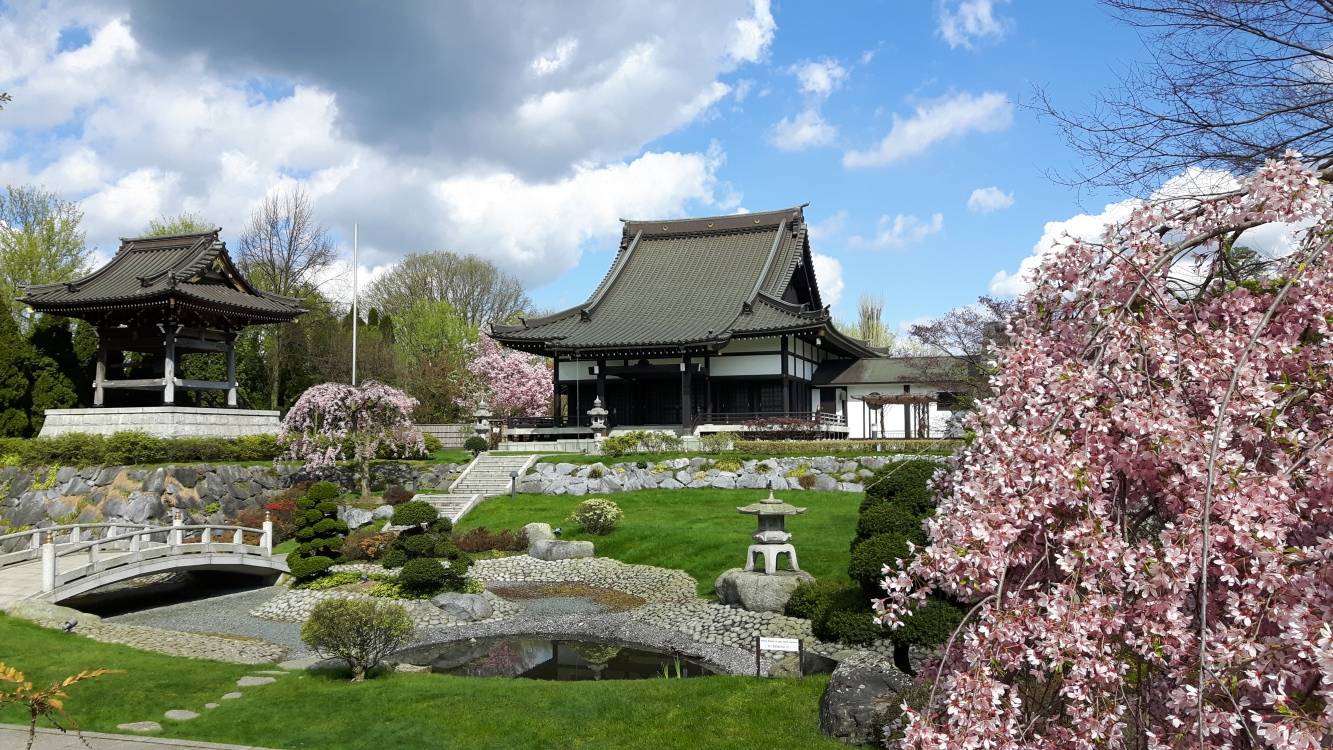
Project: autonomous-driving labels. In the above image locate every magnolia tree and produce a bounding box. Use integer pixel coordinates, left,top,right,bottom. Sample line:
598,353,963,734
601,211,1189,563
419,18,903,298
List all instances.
877,156,1333,750
460,335,549,418
281,380,425,498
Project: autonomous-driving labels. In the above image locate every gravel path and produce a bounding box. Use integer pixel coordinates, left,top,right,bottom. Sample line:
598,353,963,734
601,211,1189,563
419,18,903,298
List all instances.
106,586,312,658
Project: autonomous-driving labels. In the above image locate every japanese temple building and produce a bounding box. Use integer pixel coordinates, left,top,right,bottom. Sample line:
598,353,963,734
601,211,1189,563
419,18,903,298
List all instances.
19,229,305,438
489,205,969,443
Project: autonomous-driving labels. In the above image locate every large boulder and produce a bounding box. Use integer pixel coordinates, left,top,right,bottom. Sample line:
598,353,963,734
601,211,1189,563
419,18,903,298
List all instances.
523,522,555,543
339,506,374,530
371,504,395,520
819,661,914,746
713,568,815,613
529,539,594,561
430,592,494,621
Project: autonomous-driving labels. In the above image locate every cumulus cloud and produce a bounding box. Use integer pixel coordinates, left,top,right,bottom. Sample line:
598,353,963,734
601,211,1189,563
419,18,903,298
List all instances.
850,213,944,249
937,0,1010,49
810,253,844,306
989,167,1302,297
843,91,1012,168
967,186,1014,213
807,209,848,242
790,58,848,97
0,3,751,290
768,109,837,151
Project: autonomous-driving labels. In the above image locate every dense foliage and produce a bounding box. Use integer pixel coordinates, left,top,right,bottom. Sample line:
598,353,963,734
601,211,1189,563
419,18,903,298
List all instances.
600,430,684,457
567,498,623,536
300,598,414,681
281,380,425,498
878,157,1333,749
287,481,348,580
0,432,280,466
731,439,961,456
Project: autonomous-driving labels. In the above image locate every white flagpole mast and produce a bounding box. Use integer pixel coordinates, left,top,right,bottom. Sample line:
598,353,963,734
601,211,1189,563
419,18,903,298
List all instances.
351,222,358,386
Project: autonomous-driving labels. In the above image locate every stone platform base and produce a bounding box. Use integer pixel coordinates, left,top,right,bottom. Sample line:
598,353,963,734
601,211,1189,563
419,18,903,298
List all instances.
714,568,815,613
39,406,282,439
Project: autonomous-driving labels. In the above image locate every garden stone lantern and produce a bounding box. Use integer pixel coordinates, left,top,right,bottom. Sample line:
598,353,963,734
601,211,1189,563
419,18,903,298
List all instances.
473,401,492,439
586,397,609,440
736,491,806,575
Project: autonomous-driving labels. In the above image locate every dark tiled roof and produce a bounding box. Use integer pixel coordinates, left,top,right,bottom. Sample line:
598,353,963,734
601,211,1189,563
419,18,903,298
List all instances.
812,356,970,386
19,230,305,324
491,206,871,356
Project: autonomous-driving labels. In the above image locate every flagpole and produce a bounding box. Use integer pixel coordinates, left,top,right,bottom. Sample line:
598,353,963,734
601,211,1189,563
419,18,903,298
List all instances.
351,222,358,386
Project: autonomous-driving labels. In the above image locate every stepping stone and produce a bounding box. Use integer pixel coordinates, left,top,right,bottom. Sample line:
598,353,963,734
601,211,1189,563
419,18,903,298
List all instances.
278,656,319,671
237,675,276,687
117,721,161,733
165,709,199,721
221,692,243,700
204,703,220,709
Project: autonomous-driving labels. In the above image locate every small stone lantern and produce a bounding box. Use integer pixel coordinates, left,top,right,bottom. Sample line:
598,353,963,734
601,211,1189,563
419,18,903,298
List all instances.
736,491,806,575
586,397,609,440
473,401,492,439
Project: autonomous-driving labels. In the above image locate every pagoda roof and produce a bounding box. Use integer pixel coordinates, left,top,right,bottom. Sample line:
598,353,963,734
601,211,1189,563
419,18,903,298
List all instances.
19,230,306,326
489,206,876,357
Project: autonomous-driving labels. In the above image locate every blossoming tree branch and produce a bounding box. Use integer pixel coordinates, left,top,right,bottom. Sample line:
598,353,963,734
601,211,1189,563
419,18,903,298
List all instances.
876,156,1333,749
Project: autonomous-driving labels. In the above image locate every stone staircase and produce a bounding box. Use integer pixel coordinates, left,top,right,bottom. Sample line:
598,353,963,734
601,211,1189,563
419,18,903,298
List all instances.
419,453,540,523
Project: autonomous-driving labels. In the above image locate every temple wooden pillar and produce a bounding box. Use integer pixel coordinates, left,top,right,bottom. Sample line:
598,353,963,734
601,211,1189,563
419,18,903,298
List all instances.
595,358,607,426
780,335,791,413
93,338,107,407
225,335,238,407
162,328,176,405
551,357,562,427
680,354,693,429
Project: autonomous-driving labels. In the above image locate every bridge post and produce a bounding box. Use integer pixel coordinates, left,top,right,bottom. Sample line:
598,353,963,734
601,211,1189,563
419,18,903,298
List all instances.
130,528,142,552
30,529,40,550
233,527,244,545
107,524,118,550
41,534,55,593
262,511,274,554
170,510,183,547
70,526,81,544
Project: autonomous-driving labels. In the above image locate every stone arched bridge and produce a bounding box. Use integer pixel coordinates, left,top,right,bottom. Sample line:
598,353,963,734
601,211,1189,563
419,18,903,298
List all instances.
0,516,286,608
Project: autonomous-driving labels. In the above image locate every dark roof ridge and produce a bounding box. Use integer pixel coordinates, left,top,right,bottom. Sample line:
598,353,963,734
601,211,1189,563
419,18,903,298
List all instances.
118,228,222,244
622,205,805,237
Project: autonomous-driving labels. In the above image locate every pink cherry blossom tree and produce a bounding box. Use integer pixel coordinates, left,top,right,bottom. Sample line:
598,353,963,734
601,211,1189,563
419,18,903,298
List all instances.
281,380,425,499
877,155,1333,749
460,335,549,418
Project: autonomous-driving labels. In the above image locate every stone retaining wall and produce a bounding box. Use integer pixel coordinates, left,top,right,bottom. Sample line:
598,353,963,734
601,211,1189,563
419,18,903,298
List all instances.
0,461,462,532
517,454,943,496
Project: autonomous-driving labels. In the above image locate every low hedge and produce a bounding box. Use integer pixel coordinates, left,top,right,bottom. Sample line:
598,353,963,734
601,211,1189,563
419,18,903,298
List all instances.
848,533,915,597
860,459,942,513
731,439,960,456
855,503,927,548
0,432,281,467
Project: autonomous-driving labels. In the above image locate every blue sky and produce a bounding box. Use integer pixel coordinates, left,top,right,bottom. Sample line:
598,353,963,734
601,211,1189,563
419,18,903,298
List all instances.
0,0,1152,332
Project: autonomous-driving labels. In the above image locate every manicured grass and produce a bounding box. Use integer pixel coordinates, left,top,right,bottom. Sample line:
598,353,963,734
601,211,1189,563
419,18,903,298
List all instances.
457,488,859,594
427,449,475,464
0,615,842,750
536,450,951,465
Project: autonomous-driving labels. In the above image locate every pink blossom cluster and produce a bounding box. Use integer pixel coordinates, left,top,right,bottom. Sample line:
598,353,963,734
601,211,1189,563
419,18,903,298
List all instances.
460,335,550,418
878,156,1333,749
280,380,425,468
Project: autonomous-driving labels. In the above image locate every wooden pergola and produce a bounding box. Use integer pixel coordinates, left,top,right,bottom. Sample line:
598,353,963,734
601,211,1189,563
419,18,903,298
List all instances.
19,230,305,407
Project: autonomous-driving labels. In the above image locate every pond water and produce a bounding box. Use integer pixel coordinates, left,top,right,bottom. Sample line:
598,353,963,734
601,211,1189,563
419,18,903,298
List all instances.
395,638,718,681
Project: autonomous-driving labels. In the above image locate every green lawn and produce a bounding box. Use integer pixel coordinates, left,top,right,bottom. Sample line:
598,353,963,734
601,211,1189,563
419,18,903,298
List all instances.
534,449,952,465
0,616,841,750
457,488,859,594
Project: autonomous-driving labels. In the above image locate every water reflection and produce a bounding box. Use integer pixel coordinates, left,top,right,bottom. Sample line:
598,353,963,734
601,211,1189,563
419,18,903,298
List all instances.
395,638,717,681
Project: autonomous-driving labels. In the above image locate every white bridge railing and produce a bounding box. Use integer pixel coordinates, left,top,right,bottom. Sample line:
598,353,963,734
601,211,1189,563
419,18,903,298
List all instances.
0,512,275,595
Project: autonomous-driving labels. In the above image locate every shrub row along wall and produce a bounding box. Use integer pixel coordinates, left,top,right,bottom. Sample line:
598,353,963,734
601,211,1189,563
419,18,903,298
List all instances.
0,461,462,533
517,455,945,496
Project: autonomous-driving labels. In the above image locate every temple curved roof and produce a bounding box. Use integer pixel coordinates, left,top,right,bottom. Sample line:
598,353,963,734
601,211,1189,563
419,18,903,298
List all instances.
490,206,875,358
19,230,306,327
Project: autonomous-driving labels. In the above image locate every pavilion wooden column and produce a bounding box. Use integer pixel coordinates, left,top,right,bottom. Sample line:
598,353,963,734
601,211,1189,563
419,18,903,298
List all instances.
780,335,791,413
162,329,176,405
551,357,562,427
703,355,712,417
93,339,108,407
680,355,693,429
225,335,238,407
595,358,607,426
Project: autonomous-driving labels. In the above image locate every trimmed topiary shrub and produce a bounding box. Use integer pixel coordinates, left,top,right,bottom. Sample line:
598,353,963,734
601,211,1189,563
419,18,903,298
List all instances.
379,548,408,569
391,500,437,527
397,557,448,596
888,597,965,674
859,459,940,513
305,480,342,503
463,436,488,454
848,533,914,597
300,598,414,681
399,533,436,557
567,498,622,535
288,483,349,578
429,517,453,535
855,503,927,547
813,586,886,645
784,578,845,621
287,555,334,580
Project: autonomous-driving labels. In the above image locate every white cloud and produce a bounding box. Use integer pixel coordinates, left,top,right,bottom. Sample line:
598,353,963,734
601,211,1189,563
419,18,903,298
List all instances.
811,253,844,307
790,58,848,97
732,78,755,104
967,186,1014,213
988,166,1304,297
843,91,1012,168
860,49,876,65
768,109,837,151
807,209,848,242
851,213,944,249
729,0,777,63
938,0,1010,49
531,37,578,75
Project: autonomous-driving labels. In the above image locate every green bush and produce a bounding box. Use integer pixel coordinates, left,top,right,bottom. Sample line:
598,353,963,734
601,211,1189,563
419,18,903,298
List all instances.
379,548,408,569
855,503,927,547
0,432,285,466
391,500,438,527
698,432,734,453
287,555,334,580
567,498,622,535
599,433,639,457
306,481,342,503
733,439,962,456
815,608,884,645
399,533,436,557
783,579,845,621
429,517,453,534
893,597,963,650
397,557,449,596
422,432,443,454
313,518,348,537
300,598,415,681
463,436,488,454
848,533,915,597
860,460,940,513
